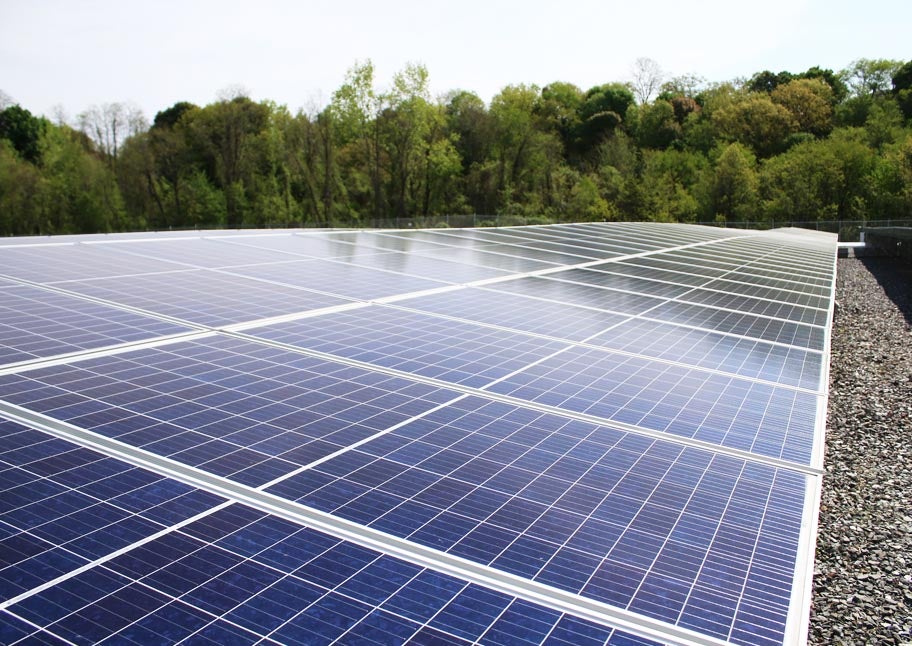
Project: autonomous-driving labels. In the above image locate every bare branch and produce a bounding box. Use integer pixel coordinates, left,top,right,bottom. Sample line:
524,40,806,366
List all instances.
630,57,664,104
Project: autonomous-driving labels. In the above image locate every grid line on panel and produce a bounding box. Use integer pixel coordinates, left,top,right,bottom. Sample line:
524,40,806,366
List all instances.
0,401,730,646
0,274,211,334
2,500,662,646
0,335,467,489
224,329,822,476
0,225,835,646
0,228,771,383
393,288,825,357
364,301,825,393
0,423,660,646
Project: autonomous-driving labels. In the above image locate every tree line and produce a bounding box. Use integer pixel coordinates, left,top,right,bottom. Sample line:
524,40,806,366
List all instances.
1,57,911,236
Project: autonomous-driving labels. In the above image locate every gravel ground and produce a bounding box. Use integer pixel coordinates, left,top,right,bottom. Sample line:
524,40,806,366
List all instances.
810,257,912,644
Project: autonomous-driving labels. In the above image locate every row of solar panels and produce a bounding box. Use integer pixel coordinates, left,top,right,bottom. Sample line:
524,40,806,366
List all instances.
0,223,836,646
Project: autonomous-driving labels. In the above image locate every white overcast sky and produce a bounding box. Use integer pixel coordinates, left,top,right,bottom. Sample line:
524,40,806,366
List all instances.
1,0,910,122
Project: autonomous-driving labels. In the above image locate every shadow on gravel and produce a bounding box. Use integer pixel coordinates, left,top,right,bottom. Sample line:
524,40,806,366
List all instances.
859,256,912,326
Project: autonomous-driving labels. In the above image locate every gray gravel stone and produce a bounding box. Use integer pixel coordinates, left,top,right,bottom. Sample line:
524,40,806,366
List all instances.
810,257,912,644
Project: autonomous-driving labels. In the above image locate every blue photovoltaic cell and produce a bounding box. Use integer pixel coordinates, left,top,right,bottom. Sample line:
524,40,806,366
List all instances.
484,346,818,464
51,270,350,327
0,335,461,488
3,503,659,646
413,245,560,273
441,239,596,266
247,305,570,388
0,245,182,284
0,420,223,601
542,268,694,299
708,271,831,300
399,288,630,342
0,285,190,366
363,230,508,252
703,276,831,299
343,251,518,282
100,237,307,268
585,263,711,288
490,277,669,316
224,258,449,300
0,224,837,646
619,256,730,279
266,395,807,645
676,289,829,326
589,318,823,391
217,232,407,260
499,229,653,256
646,300,827,350
438,231,619,261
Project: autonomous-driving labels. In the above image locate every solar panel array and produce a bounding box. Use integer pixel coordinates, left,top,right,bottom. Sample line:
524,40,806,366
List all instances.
0,223,837,646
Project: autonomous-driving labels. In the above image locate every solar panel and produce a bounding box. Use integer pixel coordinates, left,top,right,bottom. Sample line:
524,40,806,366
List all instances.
0,223,836,646
0,422,655,646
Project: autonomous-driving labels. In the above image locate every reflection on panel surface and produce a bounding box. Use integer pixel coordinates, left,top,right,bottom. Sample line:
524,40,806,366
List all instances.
0,223,837,646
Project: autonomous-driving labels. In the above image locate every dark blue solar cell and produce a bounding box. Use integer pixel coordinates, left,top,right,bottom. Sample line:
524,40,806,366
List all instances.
181,619,265,645
0,336,462,487
381,569,467,624
227,257,447,300
58,269,351,327
0,227,835,646
486,345,817,464
227,576,323,634
272,592,373,642
249,305,570,389
429,584,514,642
543,614,617,646
111,600,212,644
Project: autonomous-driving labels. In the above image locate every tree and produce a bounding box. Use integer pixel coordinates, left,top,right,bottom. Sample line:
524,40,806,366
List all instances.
747,70,794,94
630,58,664,104
640,148,707,222
799,67,848,103
0,105,47,164
536,82,583,155
78,102,147,167
771,79,833,137
331,60,386,220
489,84,549,208
713,93,797,157
189,95,271,226
576,83,635,155
760,131,874,223
892,60,912,121
864,101,904,149
633,100,681,149
710,143,758,222
840,59,904,98
378,62,437,218
659,74,706,99
869,134,912,218
0,140,45,234
153,102,198,130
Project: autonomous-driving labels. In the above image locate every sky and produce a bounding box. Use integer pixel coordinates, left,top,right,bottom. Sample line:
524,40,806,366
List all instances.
1,0,910,123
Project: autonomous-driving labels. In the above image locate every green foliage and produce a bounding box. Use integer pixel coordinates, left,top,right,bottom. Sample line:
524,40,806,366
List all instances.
711,143,758,222
713,93,797,157
747,70,794,94
840,59,905,98
771,79,834,137
0,105,47,164
576,83,635,154
1,59,911,236
893,61,912,122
